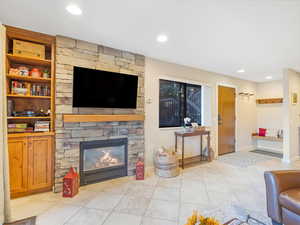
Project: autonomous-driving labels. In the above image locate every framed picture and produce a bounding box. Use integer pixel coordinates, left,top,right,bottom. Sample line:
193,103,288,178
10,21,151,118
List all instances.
292,92,298,105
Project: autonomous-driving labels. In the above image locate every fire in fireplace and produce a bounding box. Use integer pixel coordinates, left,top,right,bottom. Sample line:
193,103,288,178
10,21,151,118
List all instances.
80,138,128,185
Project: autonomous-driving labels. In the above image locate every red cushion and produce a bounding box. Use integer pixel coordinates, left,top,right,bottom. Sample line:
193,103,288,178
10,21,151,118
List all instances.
259,128,267,136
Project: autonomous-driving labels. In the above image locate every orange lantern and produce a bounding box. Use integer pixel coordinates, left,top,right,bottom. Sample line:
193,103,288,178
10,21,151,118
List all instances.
63,167,79,198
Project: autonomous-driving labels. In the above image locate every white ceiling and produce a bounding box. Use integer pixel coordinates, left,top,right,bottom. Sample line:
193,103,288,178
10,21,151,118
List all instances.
1,0,300,82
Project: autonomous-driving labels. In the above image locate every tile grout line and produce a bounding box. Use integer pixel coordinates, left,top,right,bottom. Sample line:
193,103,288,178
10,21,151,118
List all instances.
59,204,83,225
177,170,183,225
139,175,159,225
99,182,131,225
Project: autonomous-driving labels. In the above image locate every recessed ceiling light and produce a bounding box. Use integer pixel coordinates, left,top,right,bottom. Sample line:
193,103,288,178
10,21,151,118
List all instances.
265,76,273,80
156,34,168,43
66,4,82,15
237,69,245,73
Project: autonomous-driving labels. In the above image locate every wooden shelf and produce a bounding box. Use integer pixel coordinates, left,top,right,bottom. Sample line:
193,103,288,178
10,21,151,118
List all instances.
256,98,283,104
252,134,283,142
63,114,145,123
7,54,51,66
8,116,50,120
7,94,51,99
8,131,54,138
7,74,51,83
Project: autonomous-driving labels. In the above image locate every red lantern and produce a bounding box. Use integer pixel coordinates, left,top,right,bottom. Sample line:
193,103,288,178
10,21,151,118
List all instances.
63,167,79,198
136,158,144,180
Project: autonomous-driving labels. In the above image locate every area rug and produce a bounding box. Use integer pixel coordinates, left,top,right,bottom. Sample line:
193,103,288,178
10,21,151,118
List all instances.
4,217,36,225
250,149,283,159
202,203,271,225
218,152,274,168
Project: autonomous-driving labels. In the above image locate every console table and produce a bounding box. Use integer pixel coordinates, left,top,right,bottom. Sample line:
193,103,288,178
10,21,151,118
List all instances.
175,129,212,169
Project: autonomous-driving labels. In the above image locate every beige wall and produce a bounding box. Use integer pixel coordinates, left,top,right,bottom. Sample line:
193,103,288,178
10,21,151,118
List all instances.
144,57,257,167
0,23,11,223
256,80,283,152
283,69,300,162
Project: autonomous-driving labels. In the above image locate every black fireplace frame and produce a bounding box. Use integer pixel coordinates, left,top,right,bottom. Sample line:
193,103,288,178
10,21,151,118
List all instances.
79,138,128,186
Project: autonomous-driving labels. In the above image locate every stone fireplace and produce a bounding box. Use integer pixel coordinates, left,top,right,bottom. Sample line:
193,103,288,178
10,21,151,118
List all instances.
54,36,145,192
80,138,128,185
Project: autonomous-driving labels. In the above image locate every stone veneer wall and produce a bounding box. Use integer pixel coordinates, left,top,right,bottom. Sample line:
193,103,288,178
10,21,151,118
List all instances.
54,36,145,192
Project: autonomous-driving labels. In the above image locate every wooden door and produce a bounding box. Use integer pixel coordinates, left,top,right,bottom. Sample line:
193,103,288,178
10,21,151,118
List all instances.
28,136,53,191
8,137,28,195
218,86,236,155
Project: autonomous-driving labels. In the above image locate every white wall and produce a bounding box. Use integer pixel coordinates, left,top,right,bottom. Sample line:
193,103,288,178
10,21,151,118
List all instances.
256,80,283,152
144,57,257,168
283,69,300,162
0,23,11,224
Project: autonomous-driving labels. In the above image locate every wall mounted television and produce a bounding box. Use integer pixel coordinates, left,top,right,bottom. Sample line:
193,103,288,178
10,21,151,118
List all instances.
72,66,138,108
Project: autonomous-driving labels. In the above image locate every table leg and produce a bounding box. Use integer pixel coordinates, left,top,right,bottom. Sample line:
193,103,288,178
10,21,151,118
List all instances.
182,136,184,169
207,133,211,161
200,135,203,161
175,135,177,152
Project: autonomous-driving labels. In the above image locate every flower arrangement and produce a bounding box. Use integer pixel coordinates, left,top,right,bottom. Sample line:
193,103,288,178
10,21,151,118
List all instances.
184,211,221,225
184,117,191,128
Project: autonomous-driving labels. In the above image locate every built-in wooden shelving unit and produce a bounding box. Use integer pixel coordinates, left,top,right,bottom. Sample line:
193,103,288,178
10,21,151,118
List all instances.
63,114,145,123
256,98,283,104
5,25,55,132
4,25,55,198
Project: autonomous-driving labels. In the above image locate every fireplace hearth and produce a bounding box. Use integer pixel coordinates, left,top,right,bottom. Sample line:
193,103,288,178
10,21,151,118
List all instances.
80,138,128,185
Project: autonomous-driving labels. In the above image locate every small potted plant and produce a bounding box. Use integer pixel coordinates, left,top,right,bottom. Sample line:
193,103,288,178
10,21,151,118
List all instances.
183,117,192,132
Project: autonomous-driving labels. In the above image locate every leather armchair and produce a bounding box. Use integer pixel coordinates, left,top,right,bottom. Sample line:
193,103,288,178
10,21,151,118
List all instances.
264,170,300,225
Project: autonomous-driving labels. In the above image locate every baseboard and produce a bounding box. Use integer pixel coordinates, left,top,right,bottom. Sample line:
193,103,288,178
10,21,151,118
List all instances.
238,145,255,152
282,155,300,164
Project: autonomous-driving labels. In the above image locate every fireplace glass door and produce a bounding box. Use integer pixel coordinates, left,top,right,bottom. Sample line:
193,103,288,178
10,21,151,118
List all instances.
83,145,125,171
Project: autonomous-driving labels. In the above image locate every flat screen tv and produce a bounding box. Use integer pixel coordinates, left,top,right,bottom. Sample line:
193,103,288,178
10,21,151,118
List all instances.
73,66,138,108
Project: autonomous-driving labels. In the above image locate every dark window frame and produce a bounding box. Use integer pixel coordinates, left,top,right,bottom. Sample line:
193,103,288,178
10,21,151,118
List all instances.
159,79,202,128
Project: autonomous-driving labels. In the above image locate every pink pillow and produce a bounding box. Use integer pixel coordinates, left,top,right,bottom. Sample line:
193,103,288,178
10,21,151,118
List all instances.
259,128,267,137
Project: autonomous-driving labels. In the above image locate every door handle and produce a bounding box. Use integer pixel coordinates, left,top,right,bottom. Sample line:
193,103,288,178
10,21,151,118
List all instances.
218,114,222,125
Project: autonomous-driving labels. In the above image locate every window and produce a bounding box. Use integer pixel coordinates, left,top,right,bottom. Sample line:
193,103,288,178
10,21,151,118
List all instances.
159,79,201,128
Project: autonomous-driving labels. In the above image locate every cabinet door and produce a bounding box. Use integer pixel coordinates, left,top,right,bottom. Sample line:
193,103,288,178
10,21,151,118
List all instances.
8,137,28,195
28,136,53,191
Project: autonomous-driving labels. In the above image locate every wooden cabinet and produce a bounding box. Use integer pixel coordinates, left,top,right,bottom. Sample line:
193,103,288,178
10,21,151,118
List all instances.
8,137,28,195
8,134,54,198
28,136,53,191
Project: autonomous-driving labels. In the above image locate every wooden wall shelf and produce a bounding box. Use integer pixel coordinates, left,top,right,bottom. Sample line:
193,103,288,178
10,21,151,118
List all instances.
7,94,51,99
7,54,51,66
252,134,283,142
256,98,283,104
63,114,145,123
8,131,55,138
8,116,51,120
7,74,51,83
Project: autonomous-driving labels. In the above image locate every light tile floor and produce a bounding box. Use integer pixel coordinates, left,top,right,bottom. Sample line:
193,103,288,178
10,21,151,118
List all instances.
10,153,300,225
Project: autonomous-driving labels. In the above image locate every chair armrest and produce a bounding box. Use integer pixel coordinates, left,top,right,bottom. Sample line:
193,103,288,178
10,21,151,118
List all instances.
264,170,300,223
